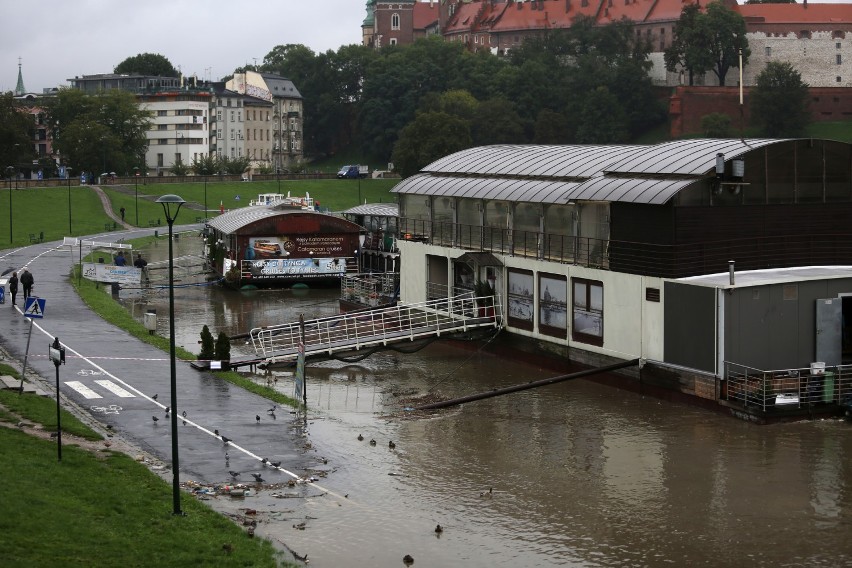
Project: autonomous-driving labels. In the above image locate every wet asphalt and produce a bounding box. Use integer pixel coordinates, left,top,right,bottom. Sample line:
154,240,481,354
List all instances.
0,229,311,486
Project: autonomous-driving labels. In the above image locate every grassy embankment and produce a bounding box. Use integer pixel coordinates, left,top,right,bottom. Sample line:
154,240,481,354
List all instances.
0,176,398,249
0,362,288,567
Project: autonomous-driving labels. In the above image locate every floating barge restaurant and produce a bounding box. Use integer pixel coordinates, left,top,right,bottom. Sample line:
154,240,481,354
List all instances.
390,138,852,422
205,195,362,287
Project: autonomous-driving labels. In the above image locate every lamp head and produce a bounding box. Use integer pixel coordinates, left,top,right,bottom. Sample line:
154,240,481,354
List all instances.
156,194,186,223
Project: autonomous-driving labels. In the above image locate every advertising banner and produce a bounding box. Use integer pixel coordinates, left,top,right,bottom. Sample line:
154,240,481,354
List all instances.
244,235,347,261
243,258,347,280
82,263,142,285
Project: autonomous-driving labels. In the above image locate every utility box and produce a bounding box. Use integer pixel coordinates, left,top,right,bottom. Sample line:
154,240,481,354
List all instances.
144,309,157,334
0,278,7,304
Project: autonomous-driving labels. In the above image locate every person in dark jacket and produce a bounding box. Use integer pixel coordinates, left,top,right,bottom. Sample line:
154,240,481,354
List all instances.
8,272,18,305
20,269,34,300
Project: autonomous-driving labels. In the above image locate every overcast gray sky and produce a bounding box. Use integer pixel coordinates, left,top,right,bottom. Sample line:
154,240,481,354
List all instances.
1,0,367,94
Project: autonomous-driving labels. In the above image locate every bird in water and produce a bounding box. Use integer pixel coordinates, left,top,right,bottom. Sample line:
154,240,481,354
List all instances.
480,487,493,498
357,434,364,441
369,439,377,446
152,416,159,423
389,440,396,449
267,405,276,414
403,554,414,565
435,524,443,534
255,414,261,423
251,473,264,482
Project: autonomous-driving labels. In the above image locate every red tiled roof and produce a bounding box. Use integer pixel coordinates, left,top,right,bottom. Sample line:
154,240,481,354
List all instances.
444,1,484,33
736,3,852,25
413,1,439,30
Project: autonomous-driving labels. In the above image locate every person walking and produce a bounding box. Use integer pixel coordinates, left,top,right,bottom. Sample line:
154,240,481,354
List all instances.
20,269,33,301
120,207,126,221
8,272,18,306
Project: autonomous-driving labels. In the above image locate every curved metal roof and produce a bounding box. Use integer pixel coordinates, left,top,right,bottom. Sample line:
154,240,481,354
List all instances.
207,205,322,235
341,203,399,217
393,138,794,205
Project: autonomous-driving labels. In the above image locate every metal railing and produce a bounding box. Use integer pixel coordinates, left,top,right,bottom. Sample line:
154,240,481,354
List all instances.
724,362,852,412
341,272,400,306
250,293,503,363
396,217,852,278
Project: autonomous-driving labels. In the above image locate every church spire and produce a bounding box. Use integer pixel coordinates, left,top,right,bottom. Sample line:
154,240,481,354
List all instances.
15,58,26,96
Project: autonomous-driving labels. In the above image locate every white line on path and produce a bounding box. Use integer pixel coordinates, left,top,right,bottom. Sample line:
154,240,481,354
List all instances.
94,379,136,398
64,381,103,399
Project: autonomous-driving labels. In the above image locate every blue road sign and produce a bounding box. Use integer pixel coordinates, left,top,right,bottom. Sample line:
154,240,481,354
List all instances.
24,297,46,319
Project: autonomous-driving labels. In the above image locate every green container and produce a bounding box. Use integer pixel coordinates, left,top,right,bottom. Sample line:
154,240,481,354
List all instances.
823,372,835,403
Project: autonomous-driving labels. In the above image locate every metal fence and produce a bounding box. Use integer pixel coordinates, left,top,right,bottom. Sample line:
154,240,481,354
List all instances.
724,362,852,412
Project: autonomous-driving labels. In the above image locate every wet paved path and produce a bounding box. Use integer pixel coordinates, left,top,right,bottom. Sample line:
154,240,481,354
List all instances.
0,232,313,487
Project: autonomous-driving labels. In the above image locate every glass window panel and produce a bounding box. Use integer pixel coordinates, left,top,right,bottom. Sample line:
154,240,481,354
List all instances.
590,283,603,311
573,281,586,307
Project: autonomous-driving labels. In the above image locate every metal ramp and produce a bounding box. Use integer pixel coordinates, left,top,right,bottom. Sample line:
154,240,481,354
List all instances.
249,293,503,365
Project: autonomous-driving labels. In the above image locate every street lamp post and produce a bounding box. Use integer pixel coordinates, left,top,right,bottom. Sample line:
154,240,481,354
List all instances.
203,176,208,220
6,166,14,243
133,167,140,226
156,194,186,516
67,167,73,234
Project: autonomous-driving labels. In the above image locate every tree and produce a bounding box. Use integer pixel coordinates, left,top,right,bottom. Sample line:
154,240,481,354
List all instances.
214,332,231,361
575,87,628,144
705,1,750,86
114,53,178,77
750,61,810,137
191,154,221,176
0,93,35,168
198,325,215,361
701,113,734,138
391,111,472,178
471,98,525,145
665,4,713,86
47,89,151,176
665,1,750,86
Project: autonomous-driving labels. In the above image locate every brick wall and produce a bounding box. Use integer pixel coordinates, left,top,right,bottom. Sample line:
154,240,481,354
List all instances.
669,86,852,138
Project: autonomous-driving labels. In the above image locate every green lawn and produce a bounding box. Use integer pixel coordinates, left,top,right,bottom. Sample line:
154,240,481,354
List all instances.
0,186,117,247
102,177,398,224
0,428,287,567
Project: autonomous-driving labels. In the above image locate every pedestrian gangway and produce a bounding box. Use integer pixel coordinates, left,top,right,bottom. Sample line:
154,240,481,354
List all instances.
249,293,503,365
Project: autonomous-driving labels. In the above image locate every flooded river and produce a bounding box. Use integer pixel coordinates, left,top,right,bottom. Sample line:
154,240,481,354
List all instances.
122,236,852,567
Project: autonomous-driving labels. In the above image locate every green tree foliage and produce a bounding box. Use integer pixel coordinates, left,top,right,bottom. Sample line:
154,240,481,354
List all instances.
47,89,151,176
219,156,252,175
198,325,215,361
701,113,733,138
214,332,231,361
190,154,220,176
360,37,470,159
575,87,628,144
665,1,750,86
0,93,35,168
391,111,472,178
750,61,810,137
114,53,178,77
533,109,571,144
471,98,525,145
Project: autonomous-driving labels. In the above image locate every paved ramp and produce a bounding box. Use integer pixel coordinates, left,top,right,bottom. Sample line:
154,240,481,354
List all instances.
249,293,502,365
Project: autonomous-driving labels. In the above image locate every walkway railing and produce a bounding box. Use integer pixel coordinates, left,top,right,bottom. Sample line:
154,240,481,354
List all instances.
249,293,503,363
724,362,852,412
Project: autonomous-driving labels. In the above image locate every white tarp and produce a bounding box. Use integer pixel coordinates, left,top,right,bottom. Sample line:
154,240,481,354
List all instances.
82,263,142,285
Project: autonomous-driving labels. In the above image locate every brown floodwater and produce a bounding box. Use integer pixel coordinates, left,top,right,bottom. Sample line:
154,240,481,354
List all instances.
121,235,852,567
